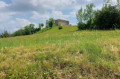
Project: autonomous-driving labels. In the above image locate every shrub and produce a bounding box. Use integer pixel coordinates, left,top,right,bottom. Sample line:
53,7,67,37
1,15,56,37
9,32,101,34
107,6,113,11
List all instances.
58,24,63,30
77,22,86,30
59,26,63,30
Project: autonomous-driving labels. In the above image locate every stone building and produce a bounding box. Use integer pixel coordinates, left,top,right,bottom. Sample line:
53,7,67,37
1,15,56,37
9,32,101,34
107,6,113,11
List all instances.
54,19,69,26
46,19,69,27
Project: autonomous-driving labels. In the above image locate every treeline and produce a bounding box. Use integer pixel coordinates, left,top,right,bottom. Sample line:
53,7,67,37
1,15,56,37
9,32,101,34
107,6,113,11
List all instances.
0,18,55,38
0,23,44,38
12,17,55,37
11,23,44,37
76,0,120,30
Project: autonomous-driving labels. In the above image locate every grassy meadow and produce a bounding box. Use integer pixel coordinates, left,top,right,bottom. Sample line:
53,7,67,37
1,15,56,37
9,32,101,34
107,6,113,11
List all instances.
0,26,120,79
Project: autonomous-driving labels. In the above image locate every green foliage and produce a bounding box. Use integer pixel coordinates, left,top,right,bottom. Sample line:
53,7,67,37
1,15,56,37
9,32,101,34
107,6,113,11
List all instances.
39,23,44,30
12,29,25,36
104,0,120,6
76,7,84,23
94,5,120,30
12,24,36,36
0,30,10,38
24,25,33,35
48,18,54,28
117,0,120,7
77,3,120,30
12,23,44,37
76,3,95,30
77,22,86,30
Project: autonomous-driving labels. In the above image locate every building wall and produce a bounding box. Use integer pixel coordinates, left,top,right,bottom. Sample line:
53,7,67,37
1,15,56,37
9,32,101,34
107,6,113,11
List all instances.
46,19,69,27
54,19,69,26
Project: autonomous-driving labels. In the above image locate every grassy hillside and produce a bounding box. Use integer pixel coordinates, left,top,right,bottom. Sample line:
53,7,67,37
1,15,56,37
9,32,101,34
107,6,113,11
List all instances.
0,26,120,79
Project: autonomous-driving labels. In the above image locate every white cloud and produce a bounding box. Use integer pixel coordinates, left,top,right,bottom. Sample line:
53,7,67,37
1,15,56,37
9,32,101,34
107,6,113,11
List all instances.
0,12,15,22
0,13,11,22
0,18,33,33
2,0,76,13
0,1,8,8
51,10,68,19
0,0,105,33
31,11,50,20
31,10,70,21
86,0,93,2
15,18,31,27
38,0,76,10
110,0,118,5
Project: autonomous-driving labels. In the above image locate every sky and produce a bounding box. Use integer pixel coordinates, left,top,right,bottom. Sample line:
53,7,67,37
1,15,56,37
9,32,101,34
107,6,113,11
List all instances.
0,0,116,33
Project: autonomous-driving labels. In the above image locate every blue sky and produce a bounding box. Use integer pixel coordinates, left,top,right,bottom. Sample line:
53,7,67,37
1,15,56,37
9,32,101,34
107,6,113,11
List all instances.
0,0,109,33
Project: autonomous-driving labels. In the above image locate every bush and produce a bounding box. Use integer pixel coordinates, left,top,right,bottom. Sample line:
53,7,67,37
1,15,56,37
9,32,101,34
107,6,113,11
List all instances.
77,22,86,30
59,26,63,30
58,24,63,30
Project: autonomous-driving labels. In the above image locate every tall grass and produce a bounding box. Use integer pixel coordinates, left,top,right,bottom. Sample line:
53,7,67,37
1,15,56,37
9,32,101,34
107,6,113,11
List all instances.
0,26,120,79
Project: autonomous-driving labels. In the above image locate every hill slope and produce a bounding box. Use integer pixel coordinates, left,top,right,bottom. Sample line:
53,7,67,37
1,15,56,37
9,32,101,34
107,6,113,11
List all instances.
0,26,120,79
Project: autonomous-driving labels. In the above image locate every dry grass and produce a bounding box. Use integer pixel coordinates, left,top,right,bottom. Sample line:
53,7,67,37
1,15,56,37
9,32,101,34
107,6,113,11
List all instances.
0,26,120,79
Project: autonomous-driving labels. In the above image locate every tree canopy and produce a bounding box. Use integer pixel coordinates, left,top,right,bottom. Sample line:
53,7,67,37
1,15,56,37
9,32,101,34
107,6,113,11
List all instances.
48,18,54,28
76,3,95,30
94,5,120,29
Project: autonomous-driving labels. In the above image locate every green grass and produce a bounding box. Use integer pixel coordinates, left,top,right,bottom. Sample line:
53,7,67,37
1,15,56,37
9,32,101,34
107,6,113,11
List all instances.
0,26,120,79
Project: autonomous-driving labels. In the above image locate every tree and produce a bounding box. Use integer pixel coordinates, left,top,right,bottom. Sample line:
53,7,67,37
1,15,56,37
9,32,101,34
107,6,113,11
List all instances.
116,0,120,9
76,7,84,23
12,23,43,37
104,0,120,8
85,3,95,28
94,5,120,29
1,30,10,38
76,3,95,30
24,24,35,35
39,23,44,30
48,18,54,28
12,29,25,36
29,24,35,34
24,25,31,35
